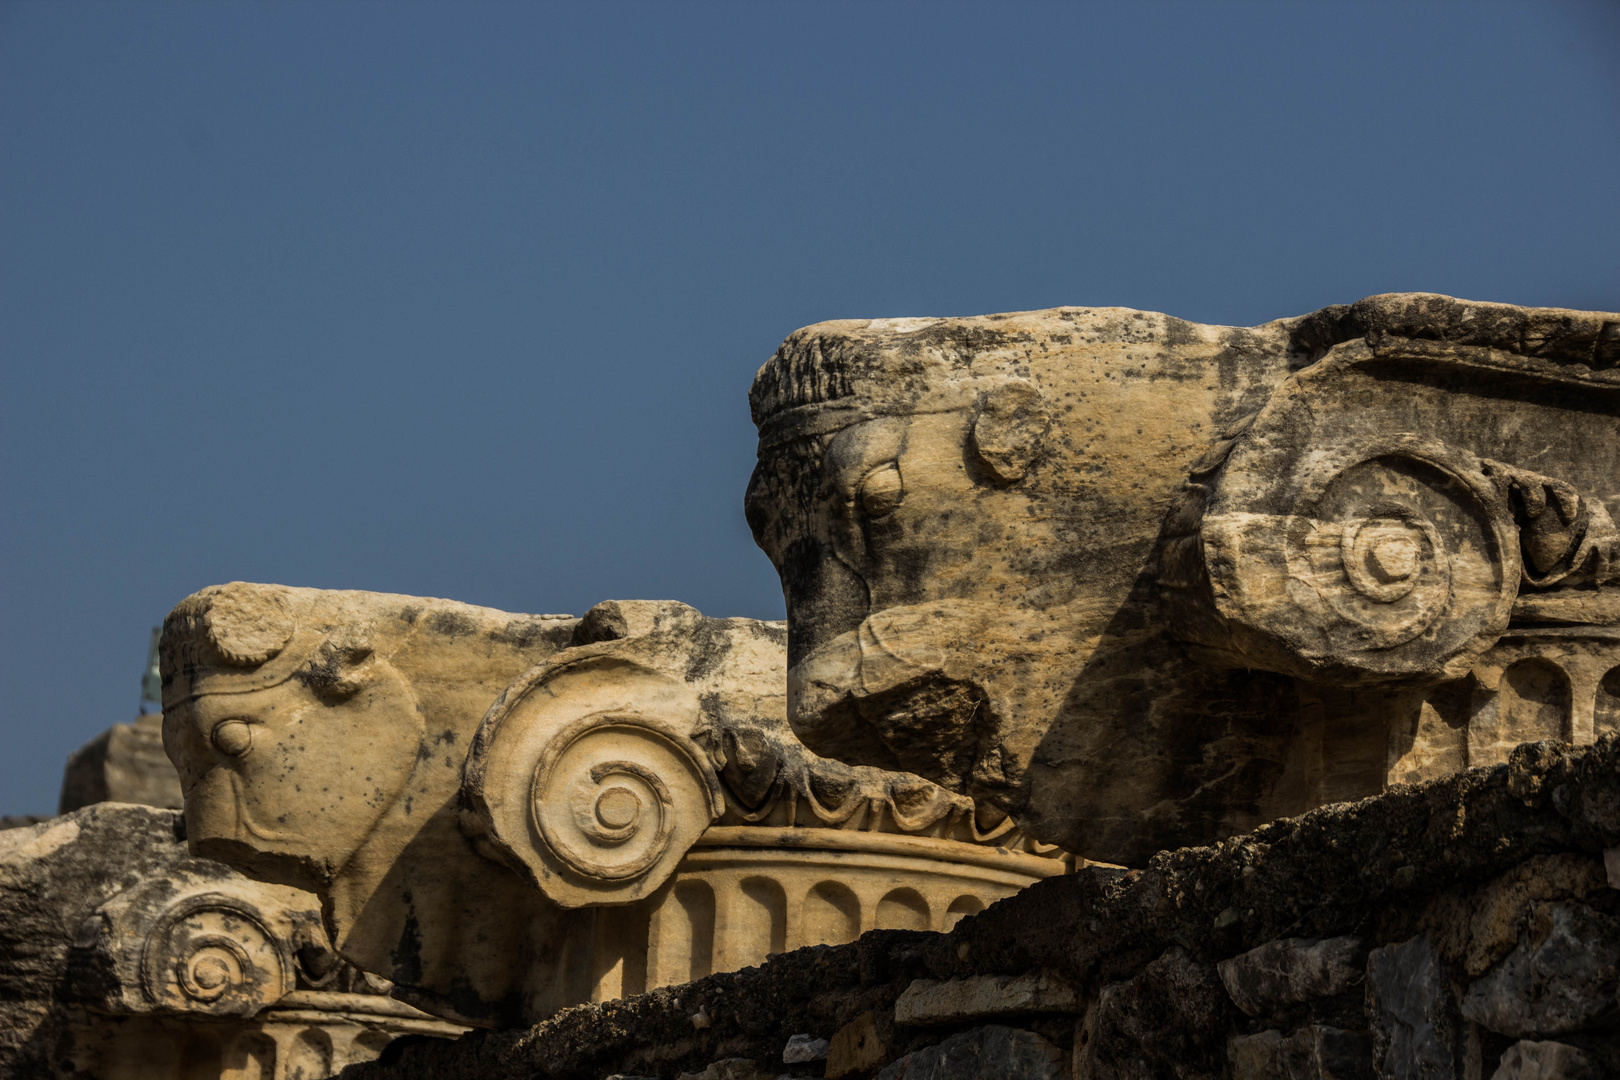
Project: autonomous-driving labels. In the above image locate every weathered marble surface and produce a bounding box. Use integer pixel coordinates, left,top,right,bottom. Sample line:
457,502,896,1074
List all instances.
161,582,582,1026
161,586,1065,1027
745,294,1620,865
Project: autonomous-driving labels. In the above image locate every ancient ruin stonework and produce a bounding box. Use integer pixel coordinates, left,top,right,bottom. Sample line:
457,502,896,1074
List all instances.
160,587,1070,1029
745,295,1619,866
6,292,1615,1079
0,803,462,1080
343,734,1620,1080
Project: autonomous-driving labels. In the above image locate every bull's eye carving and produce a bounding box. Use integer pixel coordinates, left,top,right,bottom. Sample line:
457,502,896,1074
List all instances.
211,719,254,758
859,464,904,519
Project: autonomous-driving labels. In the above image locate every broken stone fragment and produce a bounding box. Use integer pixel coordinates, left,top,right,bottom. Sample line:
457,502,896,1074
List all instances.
1461,901,1620,1038
58,713,183,813
1217,936,1365,1017
782,1033,830,1063
894,971,1079,1025
875,1026,1065,1080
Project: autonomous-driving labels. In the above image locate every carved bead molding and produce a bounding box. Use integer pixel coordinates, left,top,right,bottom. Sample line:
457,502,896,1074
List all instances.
1162,336,1620,686
462,655,725,908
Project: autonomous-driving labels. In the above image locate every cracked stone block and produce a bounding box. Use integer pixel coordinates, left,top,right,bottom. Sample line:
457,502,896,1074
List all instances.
1461,901,1620,1038
1217,937,1365,1017
876,1026,1065,1080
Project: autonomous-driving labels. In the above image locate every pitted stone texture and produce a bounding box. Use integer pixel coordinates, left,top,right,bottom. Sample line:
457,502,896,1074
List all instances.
1366,935,1459,1080
875,1026,1064,1080
342,722,1620,1080
1217,937,1364,1017
1487,1040,1599,1080
1461,901,1620,1038
58,714,183,813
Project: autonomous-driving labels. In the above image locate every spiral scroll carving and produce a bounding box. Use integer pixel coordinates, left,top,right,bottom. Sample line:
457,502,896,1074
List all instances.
1282,451,1512,672
532,720,692,882
139,893,293,1017
1184,435,1523,684
464,656,725,908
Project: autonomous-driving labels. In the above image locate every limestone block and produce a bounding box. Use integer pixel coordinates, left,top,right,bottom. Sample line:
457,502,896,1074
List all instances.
876,1026,1065,1080
162,583,1069,1025
894,972,1079,1026
678,1061,777,1080
1366,934,1458,1080
1487,1040,1599,1080
59,713,183,812
1216,936,1365,1017
1227,1026,1372,1080
827,1011,887,1078
1461,901,1620,1038
747,305,1301,864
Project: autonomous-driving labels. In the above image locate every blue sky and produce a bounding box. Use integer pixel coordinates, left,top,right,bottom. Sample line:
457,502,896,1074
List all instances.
2,1,1616,813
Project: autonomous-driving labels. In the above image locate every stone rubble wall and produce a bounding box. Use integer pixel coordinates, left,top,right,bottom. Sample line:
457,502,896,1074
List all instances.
343,735,1620,1080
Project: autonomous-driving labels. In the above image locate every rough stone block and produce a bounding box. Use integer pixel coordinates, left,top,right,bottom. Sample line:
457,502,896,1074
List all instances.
1074,946,1233,1079
783,1033,830,1063
875,1026,1065,1080
827,1011,887,1079
1217,936,1365,1017
1461,901,1620,1038
58,713,183,813
895,971,1079,1025
1228,1026,1372,1080
678,1060,779,1080
1488,1040,1599,1080
1366,934,1458,1080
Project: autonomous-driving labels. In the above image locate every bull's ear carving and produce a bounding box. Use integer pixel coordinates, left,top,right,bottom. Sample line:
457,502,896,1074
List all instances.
299,628,378,702
970,380,1049,484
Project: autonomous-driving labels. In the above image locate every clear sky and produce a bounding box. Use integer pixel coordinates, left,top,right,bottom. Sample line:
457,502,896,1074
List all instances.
1,2,1616,814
